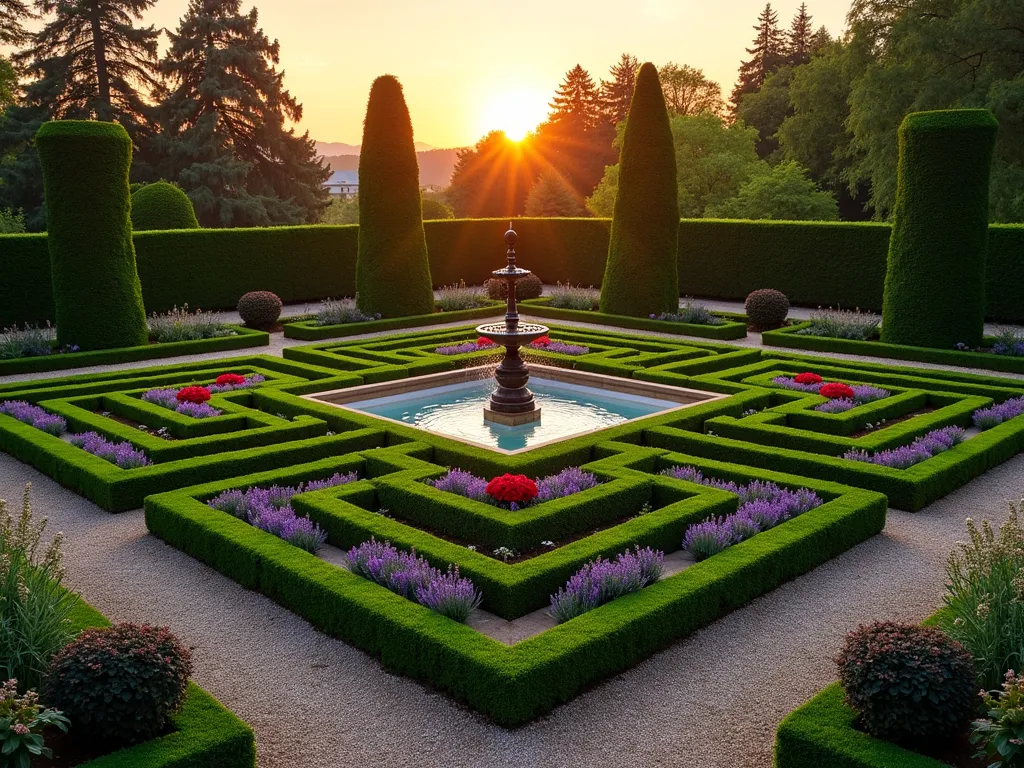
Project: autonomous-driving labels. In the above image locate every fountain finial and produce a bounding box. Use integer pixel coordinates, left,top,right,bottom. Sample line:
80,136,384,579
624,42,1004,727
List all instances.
505,225,517,247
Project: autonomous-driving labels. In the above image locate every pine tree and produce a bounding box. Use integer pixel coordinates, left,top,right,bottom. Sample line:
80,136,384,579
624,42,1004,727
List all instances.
548,64,602,132
809,25,831,55
156,0,329,227
0,0,31,45
787,3,814,66
730,2,785,114
600,53,638,125
524,169,586,217
0,0,160,228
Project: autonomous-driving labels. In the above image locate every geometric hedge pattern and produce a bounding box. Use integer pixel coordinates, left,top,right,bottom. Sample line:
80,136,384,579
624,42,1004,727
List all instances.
2,324,1022,724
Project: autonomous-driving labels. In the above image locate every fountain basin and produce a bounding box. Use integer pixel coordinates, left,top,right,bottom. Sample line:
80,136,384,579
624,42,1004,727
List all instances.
304,365,727,454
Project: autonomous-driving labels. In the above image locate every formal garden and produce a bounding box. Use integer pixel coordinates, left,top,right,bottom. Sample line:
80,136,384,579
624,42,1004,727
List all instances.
0,62,1022,767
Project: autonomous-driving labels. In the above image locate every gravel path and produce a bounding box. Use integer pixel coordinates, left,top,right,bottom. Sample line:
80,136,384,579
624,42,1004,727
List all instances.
2,313,1023,766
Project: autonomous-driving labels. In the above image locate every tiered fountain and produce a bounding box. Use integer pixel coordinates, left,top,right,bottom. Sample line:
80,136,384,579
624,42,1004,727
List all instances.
476,226,549,426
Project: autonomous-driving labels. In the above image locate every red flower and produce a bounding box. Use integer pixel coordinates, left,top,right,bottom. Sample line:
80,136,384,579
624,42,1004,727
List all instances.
476,337,496,346
176,386,211,404
485,474,538,505
531,336,551,347
794,372,822,385
215,373,246,387
820,382,855,400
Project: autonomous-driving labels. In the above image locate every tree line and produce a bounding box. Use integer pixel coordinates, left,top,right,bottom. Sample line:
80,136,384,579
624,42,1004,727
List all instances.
447,0,1024,223
0,0,329,231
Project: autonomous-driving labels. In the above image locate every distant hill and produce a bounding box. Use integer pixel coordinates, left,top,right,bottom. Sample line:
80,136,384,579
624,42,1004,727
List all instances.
322,147,463,188
316,140,435,155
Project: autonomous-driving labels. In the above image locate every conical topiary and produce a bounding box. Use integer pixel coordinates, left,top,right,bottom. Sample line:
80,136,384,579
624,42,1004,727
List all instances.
599,62,679,317
131,182,200,231
880,109,997,349
36,120,148,351
355,75,434,318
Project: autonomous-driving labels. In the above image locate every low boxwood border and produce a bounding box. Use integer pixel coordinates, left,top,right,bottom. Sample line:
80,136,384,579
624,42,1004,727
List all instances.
0,325,268,376
145,443,886,726
63,596,255,768
763,322,1024,375
282,303,503,341
520,298,748,340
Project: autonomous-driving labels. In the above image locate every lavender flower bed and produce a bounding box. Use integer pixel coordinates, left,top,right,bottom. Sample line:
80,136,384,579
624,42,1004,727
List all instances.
534,341,589,355
549,546,664,623
664,466,823,561
345,539,482,622
772,377,891,409
842,426,966,469
142,389,222,418
973,397,1024,430
69,432,151,469
427,466,600,509
0,400,67,435
207,472,358,553
434,342,488,356
207,374,265,393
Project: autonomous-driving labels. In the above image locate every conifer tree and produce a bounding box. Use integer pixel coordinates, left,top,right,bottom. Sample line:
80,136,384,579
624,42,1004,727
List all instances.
730,2,785,113
548,64,602,132
0,0,31,45
600,62,678,317
600,53,639,125
355,75,434,318
524,169,586,217
156,0,329,227
0,0,160,227
787,3,815,66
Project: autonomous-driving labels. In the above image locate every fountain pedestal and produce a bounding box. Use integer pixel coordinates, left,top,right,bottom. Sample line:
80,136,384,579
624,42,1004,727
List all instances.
477,227,548,426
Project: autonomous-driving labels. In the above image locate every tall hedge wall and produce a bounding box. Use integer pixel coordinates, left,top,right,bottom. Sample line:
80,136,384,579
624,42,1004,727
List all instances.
2,219,1021,328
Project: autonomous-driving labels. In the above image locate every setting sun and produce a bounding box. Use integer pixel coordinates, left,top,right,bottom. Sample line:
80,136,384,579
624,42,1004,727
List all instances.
477,89,551,141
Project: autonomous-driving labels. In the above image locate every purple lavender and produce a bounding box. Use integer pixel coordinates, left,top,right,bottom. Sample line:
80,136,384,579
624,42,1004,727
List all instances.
207,472,358,553
973,397,1024,430
428,468,490,502
428,466,600,506
346,539,482,622
850,384,890,404
533,341,589,355
549,546,665,623
415,566,483,622
434,342,486,356
535,467,599,501
0,400,67,436
207,374,266,394
141,388,222,418
815,398,857,414
683,518,734,560
842,426,966,469
772,376,823,394
69,432,151,469
665,466,823,560
774,376,890,406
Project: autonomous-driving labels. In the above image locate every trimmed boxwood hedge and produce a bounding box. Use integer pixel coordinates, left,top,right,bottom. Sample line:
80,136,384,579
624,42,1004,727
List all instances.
0,325,268,376
64,596,255,768
145,445,886,726
763,322,1024,375
283,301,503,341
3,220,1022,328
519,298,747,340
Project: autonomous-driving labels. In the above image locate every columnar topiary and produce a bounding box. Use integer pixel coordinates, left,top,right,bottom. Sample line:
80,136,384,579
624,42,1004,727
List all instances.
881,109,998,349
36,120,148,351
599,62,679,317
131,182,200,231
355,75,434,318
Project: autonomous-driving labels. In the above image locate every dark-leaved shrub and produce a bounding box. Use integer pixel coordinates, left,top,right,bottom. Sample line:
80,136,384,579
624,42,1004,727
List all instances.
836,621,977,744
43,623,193,747
485,273,542,301
237,290,282,328
745,288,790,330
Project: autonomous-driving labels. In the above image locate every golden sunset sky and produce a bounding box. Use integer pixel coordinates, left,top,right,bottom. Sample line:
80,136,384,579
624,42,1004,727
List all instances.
143,0,850,148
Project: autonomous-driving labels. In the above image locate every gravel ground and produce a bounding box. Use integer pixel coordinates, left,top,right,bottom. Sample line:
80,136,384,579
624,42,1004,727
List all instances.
2,313,1023,766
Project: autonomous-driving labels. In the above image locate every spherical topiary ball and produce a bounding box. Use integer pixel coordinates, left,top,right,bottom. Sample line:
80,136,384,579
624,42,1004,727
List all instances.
237,291,283,329
745,288,790,330
130,182,200,231
43,623,193,747
485,274,542,301
836,621,976,744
